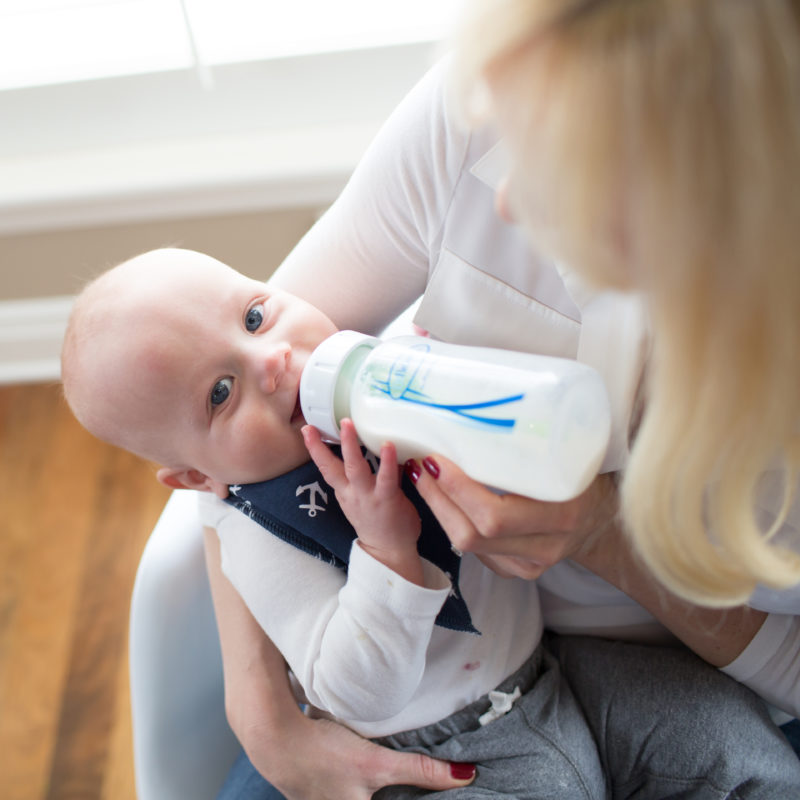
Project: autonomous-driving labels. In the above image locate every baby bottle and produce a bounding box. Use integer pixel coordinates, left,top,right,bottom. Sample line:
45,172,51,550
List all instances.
300,331,611,502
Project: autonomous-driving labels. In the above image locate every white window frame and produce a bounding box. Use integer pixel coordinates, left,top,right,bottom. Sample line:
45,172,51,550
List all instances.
0,3,449,235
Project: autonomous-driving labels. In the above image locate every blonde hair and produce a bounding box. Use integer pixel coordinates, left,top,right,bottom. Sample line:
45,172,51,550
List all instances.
453,0,800,606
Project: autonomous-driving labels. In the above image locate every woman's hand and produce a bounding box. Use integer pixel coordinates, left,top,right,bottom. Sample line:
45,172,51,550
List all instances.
407,455,619,580
303,420,424,585
244,706,476,800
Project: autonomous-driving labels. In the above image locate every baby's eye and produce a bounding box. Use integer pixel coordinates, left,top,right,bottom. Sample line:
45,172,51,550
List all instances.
245,303,264,332
210,377,233,407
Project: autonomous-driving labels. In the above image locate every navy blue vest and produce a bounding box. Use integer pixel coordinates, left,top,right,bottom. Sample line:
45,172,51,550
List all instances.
224,452,478,634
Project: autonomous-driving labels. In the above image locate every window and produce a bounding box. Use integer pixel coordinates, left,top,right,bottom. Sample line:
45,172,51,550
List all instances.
0,1,460,233
0,0,459,91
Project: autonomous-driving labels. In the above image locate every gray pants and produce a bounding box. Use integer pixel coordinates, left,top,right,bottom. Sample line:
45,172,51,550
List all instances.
373,634,800,799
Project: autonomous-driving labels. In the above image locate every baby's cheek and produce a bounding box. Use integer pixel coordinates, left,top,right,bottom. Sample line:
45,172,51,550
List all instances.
262,429,310,478
224,426,273,480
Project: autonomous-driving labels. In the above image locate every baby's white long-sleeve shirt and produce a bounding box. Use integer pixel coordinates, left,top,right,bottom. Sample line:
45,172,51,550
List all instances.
199,491,542,738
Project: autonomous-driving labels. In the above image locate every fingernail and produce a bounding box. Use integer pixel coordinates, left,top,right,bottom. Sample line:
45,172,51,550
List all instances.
422,456,440,479
404,459,421,483
450,762,476,781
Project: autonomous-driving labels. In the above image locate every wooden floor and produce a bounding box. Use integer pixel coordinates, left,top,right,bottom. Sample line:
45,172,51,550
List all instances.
0,382,171,800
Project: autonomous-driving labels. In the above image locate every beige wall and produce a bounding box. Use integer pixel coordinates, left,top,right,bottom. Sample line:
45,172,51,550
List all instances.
1,206,319,301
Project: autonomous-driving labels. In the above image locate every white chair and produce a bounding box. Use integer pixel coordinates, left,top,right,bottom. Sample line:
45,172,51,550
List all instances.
129,490,240,800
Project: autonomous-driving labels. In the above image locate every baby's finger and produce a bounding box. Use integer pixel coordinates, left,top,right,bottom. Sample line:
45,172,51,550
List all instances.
302,425,345,489
339,418,374,486
374,442,402,496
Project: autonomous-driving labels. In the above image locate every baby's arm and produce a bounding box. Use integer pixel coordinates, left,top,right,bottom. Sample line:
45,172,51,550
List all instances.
302,419,424,585
210,426,451,724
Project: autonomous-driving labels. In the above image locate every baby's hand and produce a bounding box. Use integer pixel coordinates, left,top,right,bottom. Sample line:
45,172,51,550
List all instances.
302,419,424,585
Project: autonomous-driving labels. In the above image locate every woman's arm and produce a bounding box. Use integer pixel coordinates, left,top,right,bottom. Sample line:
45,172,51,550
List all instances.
204,528,475,798
561,509,800,717
573,517,768,667
204,526,300,764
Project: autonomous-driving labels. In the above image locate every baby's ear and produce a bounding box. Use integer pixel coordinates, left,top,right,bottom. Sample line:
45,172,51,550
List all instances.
156,467,229,499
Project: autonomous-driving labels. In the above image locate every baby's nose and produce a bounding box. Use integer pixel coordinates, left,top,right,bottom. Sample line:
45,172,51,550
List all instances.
259,343,290,393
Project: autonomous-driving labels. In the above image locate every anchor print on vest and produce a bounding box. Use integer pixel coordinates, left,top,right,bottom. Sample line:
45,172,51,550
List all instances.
296,481,328,517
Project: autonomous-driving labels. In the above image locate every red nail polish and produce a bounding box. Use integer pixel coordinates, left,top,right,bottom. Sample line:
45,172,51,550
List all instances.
404,459,421,483
450,762,476,780
422,456,440,479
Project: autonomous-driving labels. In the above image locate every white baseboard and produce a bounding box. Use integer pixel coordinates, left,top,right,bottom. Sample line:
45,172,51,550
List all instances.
0,296,74,385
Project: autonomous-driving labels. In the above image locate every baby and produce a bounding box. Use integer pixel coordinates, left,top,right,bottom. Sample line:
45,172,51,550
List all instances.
62,248,800,799
62,247,336,498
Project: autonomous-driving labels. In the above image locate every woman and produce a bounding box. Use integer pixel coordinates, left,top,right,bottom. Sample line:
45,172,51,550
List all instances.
448,0,800,608
209,2,800,795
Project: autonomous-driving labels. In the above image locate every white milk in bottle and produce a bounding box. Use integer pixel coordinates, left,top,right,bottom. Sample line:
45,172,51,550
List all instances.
300,331,611,501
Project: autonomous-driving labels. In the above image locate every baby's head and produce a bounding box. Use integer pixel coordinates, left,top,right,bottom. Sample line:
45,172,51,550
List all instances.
62,248,337,497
